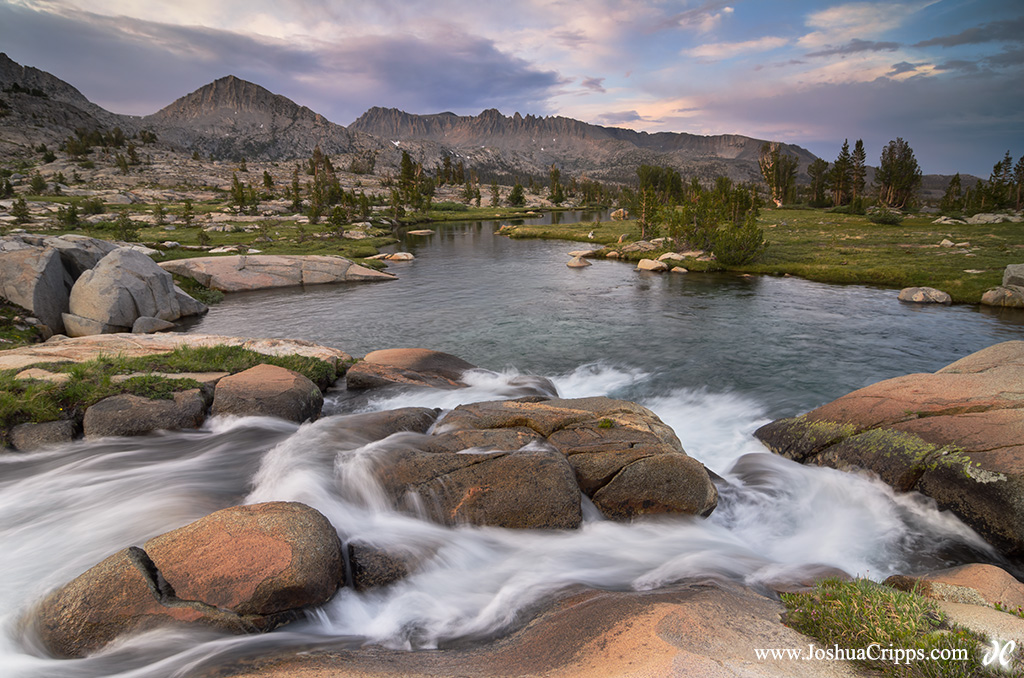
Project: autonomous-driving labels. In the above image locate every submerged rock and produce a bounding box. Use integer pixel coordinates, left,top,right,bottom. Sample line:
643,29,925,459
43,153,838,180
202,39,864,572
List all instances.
898,286,951,304
10,420,77,451
347,542,419,591
755,340,1024,557
347,348,557,397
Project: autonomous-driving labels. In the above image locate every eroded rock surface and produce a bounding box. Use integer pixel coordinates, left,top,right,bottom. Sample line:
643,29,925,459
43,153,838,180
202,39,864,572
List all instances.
755,340,1024,556
159,254,395,292
384,396,720,525
31,502,342,658
83,389,209,437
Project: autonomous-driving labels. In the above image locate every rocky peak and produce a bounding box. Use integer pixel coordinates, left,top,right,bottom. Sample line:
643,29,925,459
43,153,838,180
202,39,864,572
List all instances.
0,52,94,108
149,75,319,123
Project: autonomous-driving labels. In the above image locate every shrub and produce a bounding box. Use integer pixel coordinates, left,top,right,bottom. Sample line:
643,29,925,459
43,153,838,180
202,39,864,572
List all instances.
711,215,768,266
869,208,904,225
113,210,139,241
79,197,105,215
433,201,469,212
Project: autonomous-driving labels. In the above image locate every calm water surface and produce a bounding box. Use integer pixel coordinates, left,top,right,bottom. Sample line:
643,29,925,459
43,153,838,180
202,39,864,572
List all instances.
188,215,1024,417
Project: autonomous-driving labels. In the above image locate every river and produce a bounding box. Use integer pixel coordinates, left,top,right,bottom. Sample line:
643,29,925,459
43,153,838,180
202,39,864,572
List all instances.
2,212,1023,677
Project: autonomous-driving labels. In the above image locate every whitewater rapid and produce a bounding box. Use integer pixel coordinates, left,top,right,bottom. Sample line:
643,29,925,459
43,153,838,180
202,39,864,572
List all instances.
0,363,999,678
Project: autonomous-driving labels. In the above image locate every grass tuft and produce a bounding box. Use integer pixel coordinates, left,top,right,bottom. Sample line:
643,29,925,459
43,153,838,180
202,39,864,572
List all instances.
783,578,1023,677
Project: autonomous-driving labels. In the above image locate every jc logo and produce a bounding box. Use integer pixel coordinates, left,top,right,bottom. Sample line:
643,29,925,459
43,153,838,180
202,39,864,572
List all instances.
983,639,1016,669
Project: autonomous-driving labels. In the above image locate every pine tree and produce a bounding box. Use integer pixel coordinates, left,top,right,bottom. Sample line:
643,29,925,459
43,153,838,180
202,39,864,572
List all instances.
940,173,963,213
11,196,30,224
489,179,500,207
507,182,525,207
1014,155,1024,212
875,138,922,209
987,151,1014,208
181,199,195,227
757,143,797,206
807,158,830,207
829,140,852,206
851,139,867,202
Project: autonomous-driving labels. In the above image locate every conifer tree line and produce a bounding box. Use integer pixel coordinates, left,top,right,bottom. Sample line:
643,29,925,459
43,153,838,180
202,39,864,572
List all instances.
762,138,917,210
940,151,1024,213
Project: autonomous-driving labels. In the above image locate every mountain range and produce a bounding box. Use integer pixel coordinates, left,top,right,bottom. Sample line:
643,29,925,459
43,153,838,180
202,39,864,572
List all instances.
0,52,954,192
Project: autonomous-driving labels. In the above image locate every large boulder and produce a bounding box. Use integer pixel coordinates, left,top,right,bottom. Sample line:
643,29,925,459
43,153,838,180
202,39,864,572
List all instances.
982,286,1024,307
981,263,1024,308
159,255,395,292
0,247,69,333
212,364,324,423
145,502,343,616
66,248,198,336
755,341,1024,557
83,390,208,438
43,234,119,279
429,397,718,522
31,502,342,658
375,445,583,530
205,582,862,678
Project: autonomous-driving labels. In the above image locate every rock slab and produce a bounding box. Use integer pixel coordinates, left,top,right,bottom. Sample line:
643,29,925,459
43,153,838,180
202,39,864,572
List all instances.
159,255,395,292
755,340,1024,557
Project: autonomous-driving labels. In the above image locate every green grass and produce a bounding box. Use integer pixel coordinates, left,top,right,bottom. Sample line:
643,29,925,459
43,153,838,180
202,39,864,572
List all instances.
423,206,546,222
1,345,340,444
171,274,224,305
0,299,49,349
500,208,1024,303
783,578,1022,677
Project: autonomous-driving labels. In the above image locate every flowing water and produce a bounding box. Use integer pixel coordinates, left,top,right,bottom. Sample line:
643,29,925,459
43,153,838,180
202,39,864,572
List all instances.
3,213,1023,677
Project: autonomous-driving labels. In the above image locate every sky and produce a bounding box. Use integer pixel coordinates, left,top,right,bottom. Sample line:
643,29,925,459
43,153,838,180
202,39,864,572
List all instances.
0,0,1021,176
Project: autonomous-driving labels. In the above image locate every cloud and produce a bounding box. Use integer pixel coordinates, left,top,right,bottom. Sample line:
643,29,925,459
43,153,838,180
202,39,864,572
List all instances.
798,1,936,49
660,1,734,32
593,110,645,125
985,48,1024,67
933,59,981,73
686,69,1024,175
683,36,788,60
0,2,566,121
914,16,1024,48
581,76,606,93
553,29,589,48
886,61,924,76
806,38,900,58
